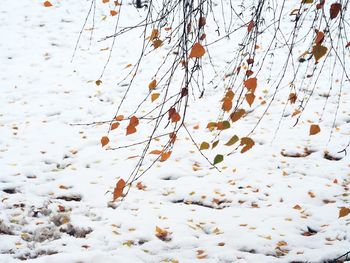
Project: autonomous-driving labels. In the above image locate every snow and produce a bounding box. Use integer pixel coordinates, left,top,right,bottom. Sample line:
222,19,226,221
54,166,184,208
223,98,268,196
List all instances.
1,0,350,262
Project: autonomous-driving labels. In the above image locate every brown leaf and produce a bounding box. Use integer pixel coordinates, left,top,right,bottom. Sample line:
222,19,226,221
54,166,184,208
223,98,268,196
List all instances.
230,109,246,122
339,207,350,218
240,137,255,153
247,20,254,33
149,79,157,90
102,0,109,3
315,30,325,45
346,42,350,48
289,93,297,104
129,116,139,127
101,136,109,147
189,43,206,58
136,182,146,190
44,1,53,7
222,99,232,112
149,29,159,41
245,93,256,107
95,79,102,86
160,151,172,162
244,77,257,93
309,124,321,135
171,112,181,123
330,3,341,19
312,45,328,63
199,17,206,27
206,122,217,131
153,39,163,49
113,179,126,201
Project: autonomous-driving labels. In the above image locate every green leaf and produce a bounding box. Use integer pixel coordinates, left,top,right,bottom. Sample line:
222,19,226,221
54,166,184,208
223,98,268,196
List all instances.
213,154,224,165
200,142,210,150
212,140,219,149
225,135,239,146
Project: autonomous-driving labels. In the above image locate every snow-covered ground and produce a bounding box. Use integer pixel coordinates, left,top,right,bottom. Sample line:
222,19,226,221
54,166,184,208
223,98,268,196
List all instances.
1,1,350,262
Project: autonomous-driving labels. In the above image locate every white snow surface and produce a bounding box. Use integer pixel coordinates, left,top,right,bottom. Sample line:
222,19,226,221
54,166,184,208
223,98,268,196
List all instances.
1,1,350,263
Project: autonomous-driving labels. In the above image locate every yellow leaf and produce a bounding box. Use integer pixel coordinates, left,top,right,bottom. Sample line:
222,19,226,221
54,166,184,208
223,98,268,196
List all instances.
309,124,321,135
151,93,160,102
189,43,205,58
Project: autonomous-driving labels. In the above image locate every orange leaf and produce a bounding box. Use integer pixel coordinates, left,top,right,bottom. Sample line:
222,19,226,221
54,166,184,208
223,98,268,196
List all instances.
309,124,321,135
223,90,234,100
230,109,246,122
136,182,146,190
101,136,109,147
247,20,254,33
244,77,257,93
111,122,120,130
169,132,177,144
222,99,232,112
126,125,136,135
160,151,172,162
206,122,217,131
110,10,118,16
44,1,53,7
245,93,256,107
149,150,162,155
115,115,124,121
155,226,169,240
151,93,160,102
149,79,157,90
330,3,341,19
171,112,181,123
240,137,255,153
102,0,109,3
113,179,125,201
189,43,205,58
129,116,139,127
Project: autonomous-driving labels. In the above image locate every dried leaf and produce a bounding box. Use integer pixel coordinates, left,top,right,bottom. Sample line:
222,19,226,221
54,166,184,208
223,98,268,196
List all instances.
126,125,136,135
101,136,109,147
222,99,232,112
149,79,157,90
113,179,125,201
312,45,328,63
155,226,169,240
171,112,181,123
200,142,210,150
199,17,206,27
95,79,102,86
206,122,217,131
247,20,254,33
44,1,53,7
129,116,139,126
225,135,239,146
102,0,109,3
309,124,321,135
240,137,255,153
153,39,163,49
245,93,256,107
213,154,224,165
244,77,257,93
302,0,313,3
315,31,325,45
110,10,118,16
289,93,297,104
115,115,124,121
151,93,160,102
330,3,341,19
149,150,162,155
230,109,246,122
339,207,350,218
111,122,120,130
149,29,159,41
212,140,219,149
160,151,172,162
189,43,206,58
217,121,231,130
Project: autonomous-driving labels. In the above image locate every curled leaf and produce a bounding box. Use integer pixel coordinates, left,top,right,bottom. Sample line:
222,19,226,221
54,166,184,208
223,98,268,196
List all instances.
113,179,126,201
240,137,255,153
